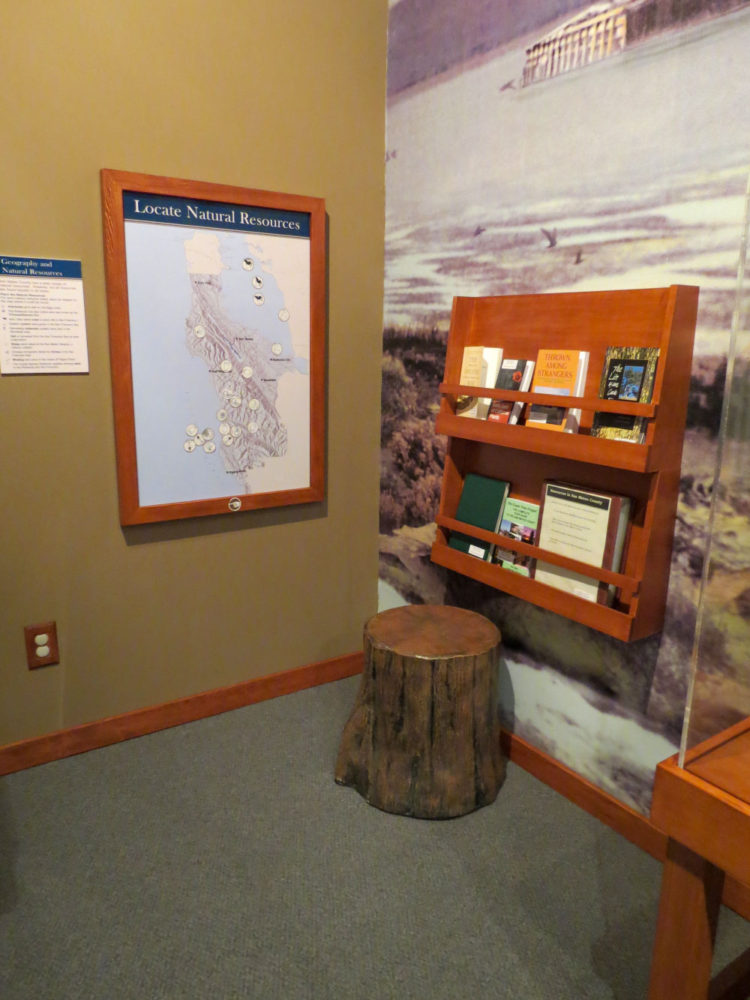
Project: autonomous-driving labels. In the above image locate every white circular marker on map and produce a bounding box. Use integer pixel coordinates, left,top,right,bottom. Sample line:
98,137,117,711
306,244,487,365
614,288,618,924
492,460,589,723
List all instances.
241,366,253,379
217,409,228,421
222,434,234,446
222,385,234,398
247,421,258,433
271,343,282,356
204,441,216,454
252,276,263,288
249,398,260,411
278,309,290,322
228,497,242,511
184,440,196,453
203,428,214,440
231,425,242,437
219,422,230,436
186,424,199,437
194,433,206,446
220,359,233,373
242,258,254,271
230,395,242,408
194,325,206,338
253,294,265,306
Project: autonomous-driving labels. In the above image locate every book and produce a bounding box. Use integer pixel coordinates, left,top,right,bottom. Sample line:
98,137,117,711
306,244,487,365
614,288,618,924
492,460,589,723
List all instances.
591,347,660,443
524,404,567,431
455,346,483,417
486,358,535,424
491,496,540,576
448,472,510,561
456,346,503,419
532,481,631,604
525,349,589,433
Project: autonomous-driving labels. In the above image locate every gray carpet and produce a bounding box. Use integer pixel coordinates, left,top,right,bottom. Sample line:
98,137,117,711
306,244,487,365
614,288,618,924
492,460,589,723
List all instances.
0,676,747,999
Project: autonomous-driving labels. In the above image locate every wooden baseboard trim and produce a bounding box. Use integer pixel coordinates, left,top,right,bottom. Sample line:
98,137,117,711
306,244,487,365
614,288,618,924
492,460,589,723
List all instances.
4,660,748,923
502,728,668,859
502,729,750,922
0,651,364,777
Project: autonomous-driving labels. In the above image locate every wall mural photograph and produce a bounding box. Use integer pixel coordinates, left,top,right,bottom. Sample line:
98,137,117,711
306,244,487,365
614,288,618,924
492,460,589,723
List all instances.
380,0,750,811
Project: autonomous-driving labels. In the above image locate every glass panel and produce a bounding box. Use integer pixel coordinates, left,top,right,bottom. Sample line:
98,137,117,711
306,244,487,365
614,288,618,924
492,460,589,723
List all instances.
679,165,750,796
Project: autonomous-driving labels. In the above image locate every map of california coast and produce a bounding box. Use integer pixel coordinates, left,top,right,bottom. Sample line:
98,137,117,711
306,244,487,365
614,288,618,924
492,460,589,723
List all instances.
125,222,310,506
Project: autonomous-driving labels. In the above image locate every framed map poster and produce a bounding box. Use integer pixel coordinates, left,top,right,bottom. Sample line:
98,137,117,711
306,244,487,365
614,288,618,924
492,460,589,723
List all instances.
101,169,325,525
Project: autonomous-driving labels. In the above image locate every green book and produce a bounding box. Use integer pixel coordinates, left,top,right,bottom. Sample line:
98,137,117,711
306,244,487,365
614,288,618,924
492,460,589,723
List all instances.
449,473,510,561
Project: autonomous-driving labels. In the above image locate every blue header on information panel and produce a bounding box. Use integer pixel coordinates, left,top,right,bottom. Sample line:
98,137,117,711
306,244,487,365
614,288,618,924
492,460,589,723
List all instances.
0,256,82,278
122,192,310,238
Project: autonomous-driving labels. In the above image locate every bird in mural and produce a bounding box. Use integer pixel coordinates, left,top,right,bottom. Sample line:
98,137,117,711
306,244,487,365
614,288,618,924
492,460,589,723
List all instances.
473,225,486,237
574,248,584,264
500,79,516,91
541,227,558,247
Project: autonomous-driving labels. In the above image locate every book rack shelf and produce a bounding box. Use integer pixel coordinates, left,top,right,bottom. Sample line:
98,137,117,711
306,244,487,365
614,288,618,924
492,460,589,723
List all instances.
431,285,699,642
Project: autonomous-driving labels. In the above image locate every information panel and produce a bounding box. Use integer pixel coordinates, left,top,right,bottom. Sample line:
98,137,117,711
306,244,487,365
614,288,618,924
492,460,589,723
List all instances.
101,170,326,525
0,256,88,374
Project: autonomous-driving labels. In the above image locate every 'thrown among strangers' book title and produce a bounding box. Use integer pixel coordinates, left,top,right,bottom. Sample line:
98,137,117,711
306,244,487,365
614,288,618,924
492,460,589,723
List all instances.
526,349,589,433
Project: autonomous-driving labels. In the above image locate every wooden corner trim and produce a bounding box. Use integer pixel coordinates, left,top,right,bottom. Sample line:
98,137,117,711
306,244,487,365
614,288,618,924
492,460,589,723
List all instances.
0,651,364,776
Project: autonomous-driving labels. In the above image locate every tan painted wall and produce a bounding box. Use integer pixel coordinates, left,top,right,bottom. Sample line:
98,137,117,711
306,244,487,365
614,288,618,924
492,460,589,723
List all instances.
0,1,387,744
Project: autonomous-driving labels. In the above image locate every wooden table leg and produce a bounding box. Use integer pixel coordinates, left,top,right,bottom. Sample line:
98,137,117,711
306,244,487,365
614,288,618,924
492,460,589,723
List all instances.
648,837,725,1000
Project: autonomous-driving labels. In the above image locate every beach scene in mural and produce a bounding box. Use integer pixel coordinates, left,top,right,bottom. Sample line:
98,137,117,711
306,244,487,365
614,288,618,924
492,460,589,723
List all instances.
381,0,750,810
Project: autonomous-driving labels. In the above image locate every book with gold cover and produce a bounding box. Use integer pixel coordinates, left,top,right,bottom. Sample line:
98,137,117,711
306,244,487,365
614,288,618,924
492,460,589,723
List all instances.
591,346,659,443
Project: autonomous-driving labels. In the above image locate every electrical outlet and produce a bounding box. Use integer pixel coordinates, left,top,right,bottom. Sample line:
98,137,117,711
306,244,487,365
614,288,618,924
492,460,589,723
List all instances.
24,621,60,669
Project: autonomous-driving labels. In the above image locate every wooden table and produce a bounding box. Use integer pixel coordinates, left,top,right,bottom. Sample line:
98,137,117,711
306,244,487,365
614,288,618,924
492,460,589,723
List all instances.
335,604,505,818
648,718,750,999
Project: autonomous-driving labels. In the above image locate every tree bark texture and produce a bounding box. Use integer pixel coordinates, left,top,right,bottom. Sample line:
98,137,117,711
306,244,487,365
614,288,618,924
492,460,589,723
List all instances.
335,604,505,818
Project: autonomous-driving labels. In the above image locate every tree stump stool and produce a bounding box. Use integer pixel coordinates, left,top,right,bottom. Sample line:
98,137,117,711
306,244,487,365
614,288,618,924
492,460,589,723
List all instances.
335,604,505,818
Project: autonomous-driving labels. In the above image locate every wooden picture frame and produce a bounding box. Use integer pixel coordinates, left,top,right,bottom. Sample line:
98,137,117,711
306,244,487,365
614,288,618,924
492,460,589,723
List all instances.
101,169,326,525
